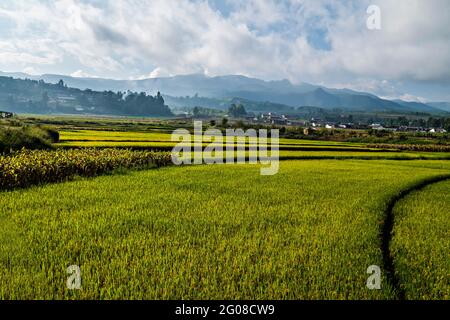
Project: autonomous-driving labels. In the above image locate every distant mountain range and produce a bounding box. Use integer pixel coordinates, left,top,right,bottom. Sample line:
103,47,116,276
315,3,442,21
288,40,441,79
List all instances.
0,71,448,115
427,102,450,112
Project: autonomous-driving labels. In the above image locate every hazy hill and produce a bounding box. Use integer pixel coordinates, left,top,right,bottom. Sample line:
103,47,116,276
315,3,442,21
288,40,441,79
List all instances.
0,71,447,115
428,102,450,112
0,76,173,117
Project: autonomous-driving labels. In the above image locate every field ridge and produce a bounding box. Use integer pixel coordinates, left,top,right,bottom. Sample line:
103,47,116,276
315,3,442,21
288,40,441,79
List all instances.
382,174,450,300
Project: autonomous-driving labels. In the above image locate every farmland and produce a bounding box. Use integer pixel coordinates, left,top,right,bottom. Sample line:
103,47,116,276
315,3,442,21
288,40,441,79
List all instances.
1,159,450,299
0,118,449,300
391,179,450,300
0,149,172,190
54,129,450,161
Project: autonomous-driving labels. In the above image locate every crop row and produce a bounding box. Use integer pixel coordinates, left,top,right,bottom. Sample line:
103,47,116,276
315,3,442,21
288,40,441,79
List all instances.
368,143,450,152
1,160,449,299
58,130,363,147
391,179,450,299
0,148,172,190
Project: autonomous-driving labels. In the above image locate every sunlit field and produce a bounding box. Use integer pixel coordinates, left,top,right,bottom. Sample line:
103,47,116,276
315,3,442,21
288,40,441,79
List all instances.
55,129,450,161
1,123,449,300
391,179,450,300
1,160,449,299
1,0,449,308
58,130,366,146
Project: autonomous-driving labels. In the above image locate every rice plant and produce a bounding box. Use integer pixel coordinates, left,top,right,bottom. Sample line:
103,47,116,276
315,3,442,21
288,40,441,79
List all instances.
391,179,450,300
0,160,449,299
0,148,172,190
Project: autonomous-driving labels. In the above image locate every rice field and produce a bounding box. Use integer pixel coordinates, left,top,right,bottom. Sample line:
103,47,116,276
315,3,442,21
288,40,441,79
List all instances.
58,130,365,147
59,130,174,142
0,160,449,299
391,179,450,300
54,129,450,162
0,125,449,300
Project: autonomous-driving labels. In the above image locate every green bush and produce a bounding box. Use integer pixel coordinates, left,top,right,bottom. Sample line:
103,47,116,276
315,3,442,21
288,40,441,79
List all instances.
41,126,60,143
0,125,60,153
0,127,51,152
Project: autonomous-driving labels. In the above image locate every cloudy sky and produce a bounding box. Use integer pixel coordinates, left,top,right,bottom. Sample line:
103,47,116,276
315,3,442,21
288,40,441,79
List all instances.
0,0,449,101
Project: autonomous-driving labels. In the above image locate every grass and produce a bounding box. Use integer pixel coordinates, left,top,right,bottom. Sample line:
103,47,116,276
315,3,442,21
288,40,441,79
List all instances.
391,179,450,300
1,160,449,299
0,125,59,152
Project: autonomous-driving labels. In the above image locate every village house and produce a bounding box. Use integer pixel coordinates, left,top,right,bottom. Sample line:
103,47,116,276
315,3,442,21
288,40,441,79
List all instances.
260,112,288,125
0,111,14,119
369,123,385,130
429,128,447,133
398,126,426,133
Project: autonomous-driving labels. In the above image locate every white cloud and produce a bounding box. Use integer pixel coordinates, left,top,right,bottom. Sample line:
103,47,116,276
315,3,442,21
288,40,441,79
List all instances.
328,0,450,83
227,0,287,30
148,67,168,79
0,0,449,99
23,66,39,75
133,67,172,80
70,70,98,78
397,94,427,103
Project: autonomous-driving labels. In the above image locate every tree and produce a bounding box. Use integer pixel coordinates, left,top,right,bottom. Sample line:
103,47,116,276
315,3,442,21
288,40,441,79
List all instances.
228,104,247,118
193,107,201,117
221,117,229,127
0,76,173,117
397,116,408,126
41,92,49,107
156,91,164,105
443,118,450,131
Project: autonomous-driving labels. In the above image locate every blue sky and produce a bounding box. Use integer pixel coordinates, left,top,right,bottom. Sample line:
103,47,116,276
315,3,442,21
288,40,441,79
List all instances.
0,0,449,101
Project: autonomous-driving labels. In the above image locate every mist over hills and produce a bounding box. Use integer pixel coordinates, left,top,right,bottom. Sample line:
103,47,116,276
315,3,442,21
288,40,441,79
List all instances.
0,75,173,117
0,71,446,115
427,102,450,112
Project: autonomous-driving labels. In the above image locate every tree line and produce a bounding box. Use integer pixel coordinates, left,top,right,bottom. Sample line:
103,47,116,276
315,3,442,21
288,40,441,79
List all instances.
0,77,173,117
